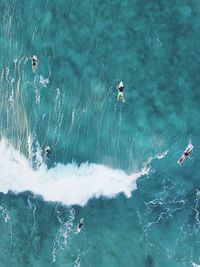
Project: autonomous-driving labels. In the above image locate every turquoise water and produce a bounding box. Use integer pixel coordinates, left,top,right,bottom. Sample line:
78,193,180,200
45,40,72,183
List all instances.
0,0,200,266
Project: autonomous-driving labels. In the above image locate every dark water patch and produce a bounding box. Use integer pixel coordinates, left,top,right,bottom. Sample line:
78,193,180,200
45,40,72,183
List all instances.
145,255,154,267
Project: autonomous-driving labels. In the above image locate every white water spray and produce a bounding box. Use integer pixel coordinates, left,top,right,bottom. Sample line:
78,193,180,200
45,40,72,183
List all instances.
0,139,148,206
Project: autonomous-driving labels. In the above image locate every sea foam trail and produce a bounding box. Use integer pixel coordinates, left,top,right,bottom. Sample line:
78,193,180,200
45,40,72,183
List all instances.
0,139,148,206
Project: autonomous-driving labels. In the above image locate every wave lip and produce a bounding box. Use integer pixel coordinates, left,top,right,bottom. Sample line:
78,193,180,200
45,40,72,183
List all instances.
0,139,148,206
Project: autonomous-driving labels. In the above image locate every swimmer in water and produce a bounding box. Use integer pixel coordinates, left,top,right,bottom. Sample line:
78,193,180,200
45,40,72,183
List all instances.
117,81,125,102
177,143,193,164
32,55,38,73
76,218,84,233
44,146,51,158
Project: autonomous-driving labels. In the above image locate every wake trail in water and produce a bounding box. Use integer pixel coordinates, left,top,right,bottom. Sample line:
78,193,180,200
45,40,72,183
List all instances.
51,206,75,264
0,139,149,206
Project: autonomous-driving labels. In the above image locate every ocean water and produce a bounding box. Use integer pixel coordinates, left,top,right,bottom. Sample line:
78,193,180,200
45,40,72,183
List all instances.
0,0,200,266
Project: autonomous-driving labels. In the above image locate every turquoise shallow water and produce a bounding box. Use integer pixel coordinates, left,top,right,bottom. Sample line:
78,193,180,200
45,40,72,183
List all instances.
0,0,200,266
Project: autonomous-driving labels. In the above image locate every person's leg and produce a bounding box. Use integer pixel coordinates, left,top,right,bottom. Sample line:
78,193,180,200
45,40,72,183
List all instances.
119,92,125,102
117,92,120,101
121,93,125,102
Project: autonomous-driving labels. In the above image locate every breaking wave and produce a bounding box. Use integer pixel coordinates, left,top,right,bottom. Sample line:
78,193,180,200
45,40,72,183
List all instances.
0,139,148,206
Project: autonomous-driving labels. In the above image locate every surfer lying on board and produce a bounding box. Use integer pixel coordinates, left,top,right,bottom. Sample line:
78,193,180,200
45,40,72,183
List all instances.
44,146,51,158
117,81,125,102
177,143,193,164
76,218,84,233
32,55,38,73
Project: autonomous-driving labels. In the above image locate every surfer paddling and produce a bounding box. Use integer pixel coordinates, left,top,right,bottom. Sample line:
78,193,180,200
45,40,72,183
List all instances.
117,81,125,102
177,143,193,164
32,55,38,73
76,218,84,233
44,146,51,158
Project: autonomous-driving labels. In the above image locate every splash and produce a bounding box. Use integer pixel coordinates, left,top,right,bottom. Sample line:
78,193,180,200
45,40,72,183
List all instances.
39,75,49,87
0,139,148,206
191,262,200,267
146,150,168,165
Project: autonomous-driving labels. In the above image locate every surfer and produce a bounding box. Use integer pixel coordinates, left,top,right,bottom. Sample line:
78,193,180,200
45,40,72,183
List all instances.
76,218,84,233
32,55,38,73
44,146,51,158
177,143,193,164
117,81,125,102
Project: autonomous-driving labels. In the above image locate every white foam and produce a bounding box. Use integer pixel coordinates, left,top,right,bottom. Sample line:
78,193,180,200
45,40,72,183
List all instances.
191,262,200,267
0,139,148,206
39,75,49,87
146,150,168,165
156,150,168,159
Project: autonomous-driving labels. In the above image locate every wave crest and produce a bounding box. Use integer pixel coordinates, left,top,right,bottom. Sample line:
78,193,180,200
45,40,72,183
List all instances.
0,139,148,206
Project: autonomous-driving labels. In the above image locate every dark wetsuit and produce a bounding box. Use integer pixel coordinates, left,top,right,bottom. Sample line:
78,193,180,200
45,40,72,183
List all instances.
78,222,84,228
184,151,190,156
45,148,51,157
32,59,37,66
118,86,124,92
